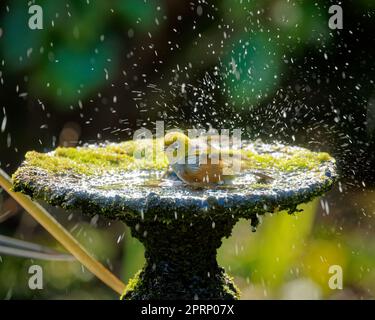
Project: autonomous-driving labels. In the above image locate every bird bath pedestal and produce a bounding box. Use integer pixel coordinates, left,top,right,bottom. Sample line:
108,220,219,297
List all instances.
12,141,336,300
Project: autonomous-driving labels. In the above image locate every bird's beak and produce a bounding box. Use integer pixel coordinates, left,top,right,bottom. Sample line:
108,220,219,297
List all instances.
164,142,180,152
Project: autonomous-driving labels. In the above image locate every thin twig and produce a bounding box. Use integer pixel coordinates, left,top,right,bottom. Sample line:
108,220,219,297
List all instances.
0,210,14,223
0,234,76,261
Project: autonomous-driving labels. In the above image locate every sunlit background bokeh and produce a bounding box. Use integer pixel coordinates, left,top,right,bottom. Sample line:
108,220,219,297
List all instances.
0,0,375,299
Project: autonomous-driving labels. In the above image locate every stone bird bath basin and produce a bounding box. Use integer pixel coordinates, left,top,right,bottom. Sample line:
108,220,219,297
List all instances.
12,140,336,299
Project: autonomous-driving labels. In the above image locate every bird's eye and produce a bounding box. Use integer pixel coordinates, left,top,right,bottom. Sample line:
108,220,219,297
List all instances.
172,142,180,156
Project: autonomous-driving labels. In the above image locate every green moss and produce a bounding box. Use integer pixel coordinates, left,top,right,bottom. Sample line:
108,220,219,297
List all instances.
120,270,142,300
23,151,96,175
20,140,333,178
22,139,169,176
243,149,333,171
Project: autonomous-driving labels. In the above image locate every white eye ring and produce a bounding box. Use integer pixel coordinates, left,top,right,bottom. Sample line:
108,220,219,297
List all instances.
171,141,180,150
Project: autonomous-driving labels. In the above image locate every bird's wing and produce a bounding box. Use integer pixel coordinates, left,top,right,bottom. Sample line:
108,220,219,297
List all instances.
183,155,202,174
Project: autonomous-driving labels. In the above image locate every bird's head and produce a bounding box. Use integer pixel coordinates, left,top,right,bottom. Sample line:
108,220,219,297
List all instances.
164,132,190,161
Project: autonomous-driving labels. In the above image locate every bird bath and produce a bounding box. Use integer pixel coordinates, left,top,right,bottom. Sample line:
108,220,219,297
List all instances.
12,140,336,300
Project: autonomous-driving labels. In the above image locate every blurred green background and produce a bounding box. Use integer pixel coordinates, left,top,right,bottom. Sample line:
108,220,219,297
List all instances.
0,0,374,299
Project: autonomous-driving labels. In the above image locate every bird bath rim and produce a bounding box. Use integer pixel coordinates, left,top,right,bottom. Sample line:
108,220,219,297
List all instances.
12,140,336,223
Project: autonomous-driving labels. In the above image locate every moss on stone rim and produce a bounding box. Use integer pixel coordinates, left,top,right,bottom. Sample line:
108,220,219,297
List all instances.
20,140,169,176
11,140,336,224
16,139,333,177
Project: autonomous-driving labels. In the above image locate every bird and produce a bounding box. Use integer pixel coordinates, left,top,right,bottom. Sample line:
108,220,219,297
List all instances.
163,132,273,187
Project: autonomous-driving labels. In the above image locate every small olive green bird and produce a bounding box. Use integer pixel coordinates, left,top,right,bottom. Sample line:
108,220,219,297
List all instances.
164,132,272,187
